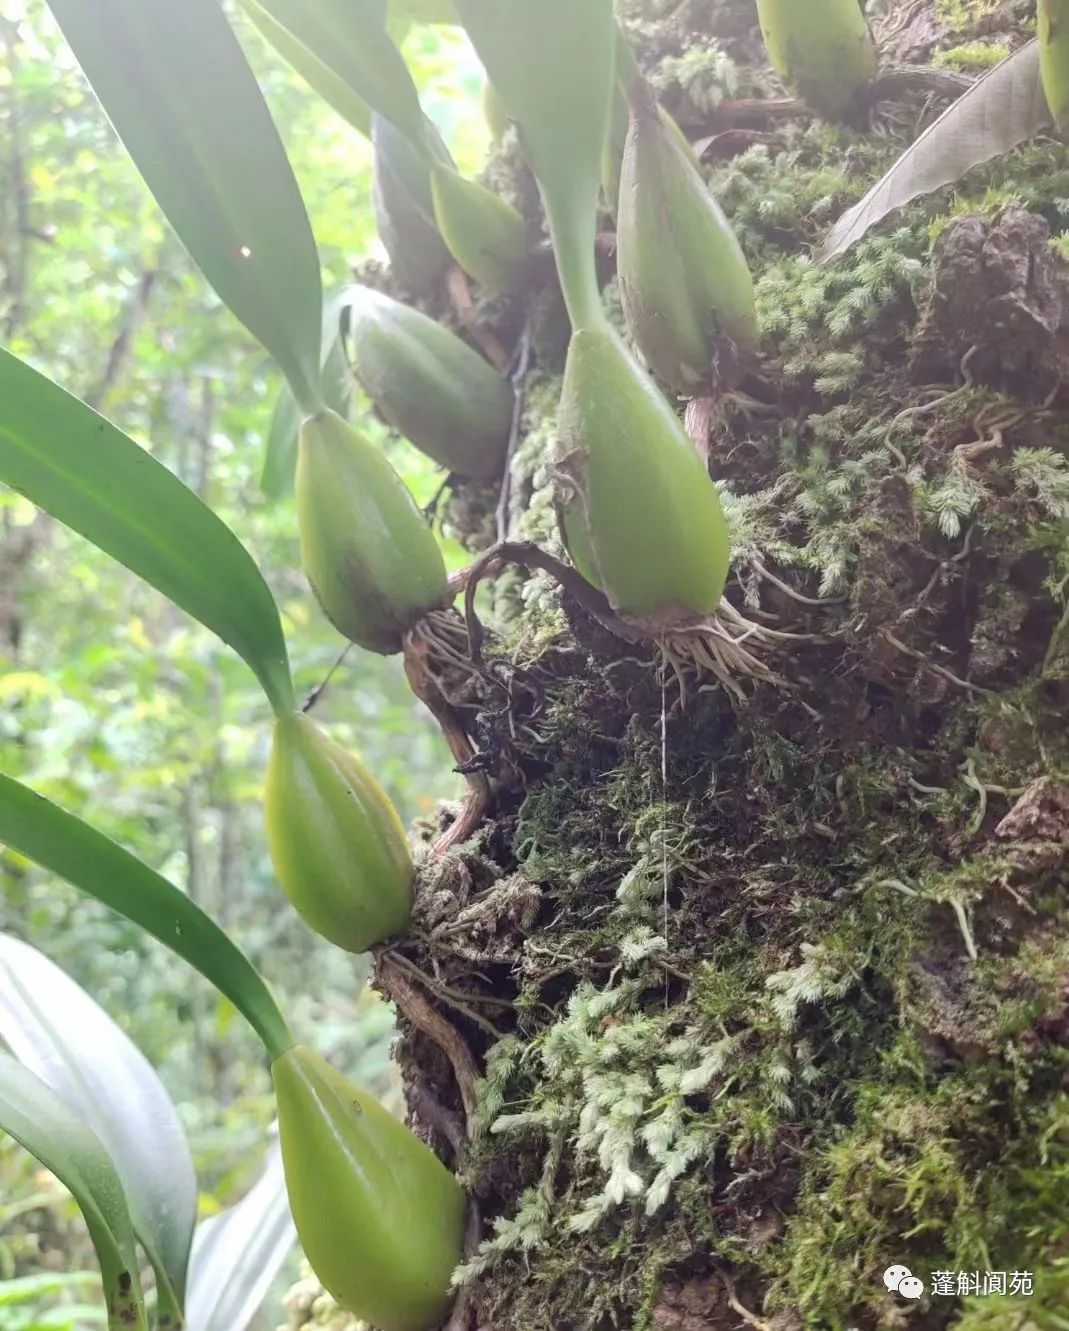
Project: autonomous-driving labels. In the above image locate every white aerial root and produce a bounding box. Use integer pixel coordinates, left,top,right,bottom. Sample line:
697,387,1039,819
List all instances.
657,597,817,705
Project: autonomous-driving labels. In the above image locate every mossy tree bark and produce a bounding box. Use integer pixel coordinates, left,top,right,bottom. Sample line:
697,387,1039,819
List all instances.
291,2,1069,1328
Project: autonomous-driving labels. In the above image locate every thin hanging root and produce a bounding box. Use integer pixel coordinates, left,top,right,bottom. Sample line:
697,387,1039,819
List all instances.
403,611,490,857
462,541,623,667
660,599,794,706
376,952,481,1126
684,392,779,463
462,541,819,704
407,606,483,708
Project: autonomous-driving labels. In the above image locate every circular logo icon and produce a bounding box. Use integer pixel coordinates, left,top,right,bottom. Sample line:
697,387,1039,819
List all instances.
883,1265,912,1292
899,1276,924,1300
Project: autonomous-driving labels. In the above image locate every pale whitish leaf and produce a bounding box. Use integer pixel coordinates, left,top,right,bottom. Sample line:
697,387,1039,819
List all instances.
185,1144,296,1331
822,42,1049,263
0,936,196,1314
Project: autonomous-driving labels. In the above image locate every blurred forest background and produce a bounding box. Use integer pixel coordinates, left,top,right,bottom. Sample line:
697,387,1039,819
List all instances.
0,2,485,1323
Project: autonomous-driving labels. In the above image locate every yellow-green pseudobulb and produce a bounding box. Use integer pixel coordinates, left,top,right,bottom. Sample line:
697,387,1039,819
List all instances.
618,80,758,393
273,1046,466,1331
603,29,699,219
296,409,449,654
756,0,877,121
430,165,529,292
265,712,413,953
347,285,514,478
1040,0,1069,131
556,327,731,621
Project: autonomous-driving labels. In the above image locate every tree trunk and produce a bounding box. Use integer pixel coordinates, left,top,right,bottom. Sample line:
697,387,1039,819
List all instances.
294,2,1069,1327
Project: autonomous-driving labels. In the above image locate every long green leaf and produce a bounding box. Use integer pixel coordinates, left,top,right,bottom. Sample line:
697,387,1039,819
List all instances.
0,349,294,716
47,0,323,410
0,1053,147,1331
0,773,294,1062
249,0,427,146
242,0,372,138
0,935,197,1321
454,0,616,328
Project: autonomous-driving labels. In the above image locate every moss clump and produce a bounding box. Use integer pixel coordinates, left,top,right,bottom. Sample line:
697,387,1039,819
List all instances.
933,40,1012,70
935,0,1013,35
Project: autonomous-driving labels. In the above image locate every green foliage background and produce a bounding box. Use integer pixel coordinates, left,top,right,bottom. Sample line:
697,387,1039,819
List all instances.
0,3,486,1321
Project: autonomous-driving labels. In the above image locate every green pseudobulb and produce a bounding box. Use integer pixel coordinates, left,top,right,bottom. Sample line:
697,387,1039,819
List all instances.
429,164,529,292
555,327,731,621
617,80,758,393
347,285,514,478
1040,0,1069,132
273,1045,466,1331
756,0,877,121
296,408,449,655
264,712,413,953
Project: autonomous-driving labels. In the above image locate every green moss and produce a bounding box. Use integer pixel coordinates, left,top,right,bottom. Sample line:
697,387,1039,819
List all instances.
933,40,1012,71
935,0,1008,34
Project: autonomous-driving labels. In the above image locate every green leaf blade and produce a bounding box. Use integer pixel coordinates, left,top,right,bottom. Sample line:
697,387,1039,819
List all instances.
0,349,294,715
249,0,427,147
241,0,372,138
47,0,323,407
0,1053,147,1331
0,773,294,1062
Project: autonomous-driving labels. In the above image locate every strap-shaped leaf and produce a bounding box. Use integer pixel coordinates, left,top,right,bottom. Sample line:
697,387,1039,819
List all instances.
249,0,427,146
0,1052,147,1331
0,772,294,1062
454,0,616,329
185,1145,295,1331
822,41,1048,261
242,0,372,138
0,935,197,1321
0,349,294,716
47,0,323,409
261,289,355,500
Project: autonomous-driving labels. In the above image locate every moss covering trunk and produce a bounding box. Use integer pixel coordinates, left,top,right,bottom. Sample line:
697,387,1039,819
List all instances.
290,2,1069,1328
